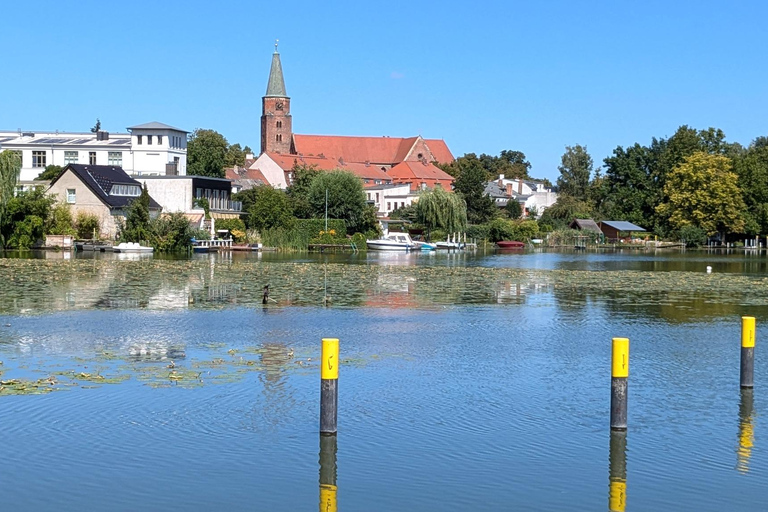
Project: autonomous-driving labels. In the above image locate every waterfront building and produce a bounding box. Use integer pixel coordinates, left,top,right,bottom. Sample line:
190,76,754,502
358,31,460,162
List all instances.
484,174,558,218
0,121,188,190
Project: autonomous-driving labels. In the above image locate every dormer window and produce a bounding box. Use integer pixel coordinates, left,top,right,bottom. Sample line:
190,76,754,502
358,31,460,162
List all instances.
111,184,141,197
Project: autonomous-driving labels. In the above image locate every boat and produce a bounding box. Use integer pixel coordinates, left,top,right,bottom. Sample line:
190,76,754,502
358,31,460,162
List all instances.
413,241,436,251
112,242,153,253
496,240,526,249
366,232,415,251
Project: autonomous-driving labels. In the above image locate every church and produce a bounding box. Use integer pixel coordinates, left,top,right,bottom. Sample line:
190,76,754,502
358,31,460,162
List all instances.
235,44,456,216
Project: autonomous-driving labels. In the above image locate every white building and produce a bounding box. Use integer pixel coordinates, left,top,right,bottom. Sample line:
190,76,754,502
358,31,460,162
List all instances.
0,121,188,187
365,183,415,217
484,174,558,218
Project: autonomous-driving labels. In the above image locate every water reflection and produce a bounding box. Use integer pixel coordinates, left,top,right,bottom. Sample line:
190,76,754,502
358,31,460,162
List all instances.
737,389,755,474
319,434,338,512
258,343,298,427
609,431,627,512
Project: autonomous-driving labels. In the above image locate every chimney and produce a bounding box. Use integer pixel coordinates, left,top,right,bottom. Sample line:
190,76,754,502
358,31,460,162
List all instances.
96,130,109,141
506,183,513,197
246,153,254,160
518,179,523,194
498,173,505,187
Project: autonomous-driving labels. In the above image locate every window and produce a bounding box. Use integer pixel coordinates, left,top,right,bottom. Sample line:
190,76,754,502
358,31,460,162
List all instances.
67,188,76,203
276,121,282,128
64,151,78,164
276,134,282,142
108,152,122,166
147,135,153,145
387,202,391,211
375,193,380,203
32,151,46,168
137,135,142,145
157,135,162,145
110,184,140,196
89,152,96,165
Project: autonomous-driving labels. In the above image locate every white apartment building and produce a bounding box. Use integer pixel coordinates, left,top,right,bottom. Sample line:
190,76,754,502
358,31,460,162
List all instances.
0,121,188,185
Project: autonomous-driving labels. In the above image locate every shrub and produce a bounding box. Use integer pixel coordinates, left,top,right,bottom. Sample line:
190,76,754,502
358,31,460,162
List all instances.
678,225,707,247
466,223,490,242
215,218,247,242
351,232,367,250
75,212,100,239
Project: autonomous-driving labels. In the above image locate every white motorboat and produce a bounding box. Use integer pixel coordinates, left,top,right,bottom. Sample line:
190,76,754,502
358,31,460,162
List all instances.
112,242,154,253
366,233,415,251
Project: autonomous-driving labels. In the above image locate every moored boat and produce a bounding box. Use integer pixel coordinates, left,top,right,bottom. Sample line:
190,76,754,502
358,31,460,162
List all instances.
366,233,415,251
496,240,526,249
112,242,154,253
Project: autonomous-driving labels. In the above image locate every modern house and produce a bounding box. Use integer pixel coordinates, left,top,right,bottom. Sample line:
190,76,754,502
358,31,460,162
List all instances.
486,174,558,218
0,121,188,191
47,164,162,238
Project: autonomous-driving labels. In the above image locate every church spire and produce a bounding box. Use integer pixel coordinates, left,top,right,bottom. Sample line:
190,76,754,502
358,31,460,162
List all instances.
265,40,287,97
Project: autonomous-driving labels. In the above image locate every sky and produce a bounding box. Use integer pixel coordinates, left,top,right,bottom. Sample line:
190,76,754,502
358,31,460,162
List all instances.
2,0,766,182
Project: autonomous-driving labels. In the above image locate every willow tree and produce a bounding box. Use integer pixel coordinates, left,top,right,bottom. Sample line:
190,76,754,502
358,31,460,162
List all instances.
415,186,467,237
0,150,22,247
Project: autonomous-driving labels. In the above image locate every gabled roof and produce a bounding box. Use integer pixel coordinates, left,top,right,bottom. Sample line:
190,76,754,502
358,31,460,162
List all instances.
261,152,392,182
569,219,602,233
225,166,267,186
127,122,187,132
51,164,161,210
291,134,455,165
600,220,646,232
388,161,454,182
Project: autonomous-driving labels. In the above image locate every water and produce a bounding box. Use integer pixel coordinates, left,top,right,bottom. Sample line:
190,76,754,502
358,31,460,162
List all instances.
0,249,765,511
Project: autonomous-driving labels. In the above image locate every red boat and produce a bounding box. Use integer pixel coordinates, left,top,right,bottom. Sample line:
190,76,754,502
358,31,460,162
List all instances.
496,240,526,249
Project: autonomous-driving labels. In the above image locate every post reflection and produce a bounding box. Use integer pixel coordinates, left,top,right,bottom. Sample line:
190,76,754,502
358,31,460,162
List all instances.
609,430,627,512
319,434,338,512
737,389,755,474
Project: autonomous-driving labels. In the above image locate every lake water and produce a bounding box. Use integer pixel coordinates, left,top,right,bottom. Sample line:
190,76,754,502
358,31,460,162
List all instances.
0,248,766,511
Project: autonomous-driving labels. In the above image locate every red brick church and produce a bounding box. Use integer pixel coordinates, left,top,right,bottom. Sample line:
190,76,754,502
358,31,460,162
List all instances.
237,44,455,193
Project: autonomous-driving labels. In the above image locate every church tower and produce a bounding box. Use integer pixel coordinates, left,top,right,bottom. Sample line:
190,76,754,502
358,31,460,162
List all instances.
261,42,292,154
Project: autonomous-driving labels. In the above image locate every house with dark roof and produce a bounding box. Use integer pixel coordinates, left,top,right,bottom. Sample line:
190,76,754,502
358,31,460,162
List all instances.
48,164,161,238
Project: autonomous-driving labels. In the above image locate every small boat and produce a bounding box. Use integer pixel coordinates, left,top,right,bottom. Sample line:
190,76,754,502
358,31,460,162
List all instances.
496,240,526,249
413,241,436,251
112,242,153,253
366,233,415,251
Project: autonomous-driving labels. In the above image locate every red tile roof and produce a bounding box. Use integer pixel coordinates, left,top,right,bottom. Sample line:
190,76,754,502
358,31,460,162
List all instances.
264,152,392,183
292,134,454,165
388,161,455,191
225,166,268,184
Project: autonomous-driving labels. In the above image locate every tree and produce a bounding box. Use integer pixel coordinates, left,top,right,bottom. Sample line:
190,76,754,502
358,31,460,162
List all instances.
556,145,593,202
440,150,531,181
36,164,64,181
656,152,745,236
600,144,656,227
287,164,322,218
47,202,76,236
246,186,294,232
0,188,55,249
90,118,101,133
187,129,228,178
505,199,523,219
415,186,467,236
734,139,768,234
308,170,373,234
225,143,246,167
453,156,496,224
121,184,151,242
0,150,22,247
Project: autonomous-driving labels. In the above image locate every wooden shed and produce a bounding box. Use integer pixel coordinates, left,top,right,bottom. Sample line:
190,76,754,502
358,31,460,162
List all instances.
598,220,646,242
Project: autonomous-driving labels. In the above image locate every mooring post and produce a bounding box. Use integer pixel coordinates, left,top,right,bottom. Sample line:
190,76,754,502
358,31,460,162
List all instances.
319,434,338,512
737,388,755,474
320,338,339,434
741,316,756,388
609,430,628,512
611,337,629,430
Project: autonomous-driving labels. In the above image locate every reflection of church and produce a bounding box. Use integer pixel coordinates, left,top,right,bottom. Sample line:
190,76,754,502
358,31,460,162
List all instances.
247,43,456,197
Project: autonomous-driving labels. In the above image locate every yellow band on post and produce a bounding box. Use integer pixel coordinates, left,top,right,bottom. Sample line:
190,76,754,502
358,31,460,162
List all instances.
609,480,626,512
612,338,629,378
742,317,756,348
320,484,337,512
321,338,339,380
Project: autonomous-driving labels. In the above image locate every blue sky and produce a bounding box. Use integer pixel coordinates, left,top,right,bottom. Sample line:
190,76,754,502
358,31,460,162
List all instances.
2,0,766,182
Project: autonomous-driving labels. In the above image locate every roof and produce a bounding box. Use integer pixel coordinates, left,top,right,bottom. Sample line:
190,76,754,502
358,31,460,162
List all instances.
600,220,646,232
263,152,393,183
225,166,268,185
388,161,455,182
291,134,455,165
265,51,287,97
0,133,131,147
127,122,187,133
52,164,161,210
569,219,602,233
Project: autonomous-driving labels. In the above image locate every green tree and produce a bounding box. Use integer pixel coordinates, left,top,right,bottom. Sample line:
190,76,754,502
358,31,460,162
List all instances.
0,188,55,249
556,145,593,202
121,184,151,242
734,139,768,234
505,199,523,219
149,212,194,251
657,152,745,236
35,164,64,181
225,143,246,167
600,144,656,227
47,202,76,235
90,118,101,133
453,157,496,224
0,150,22,247
537,195,594,229
187,129,228,178
308,170,374,234
287,164,322,218
415,186,467,236
246,185,294,232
